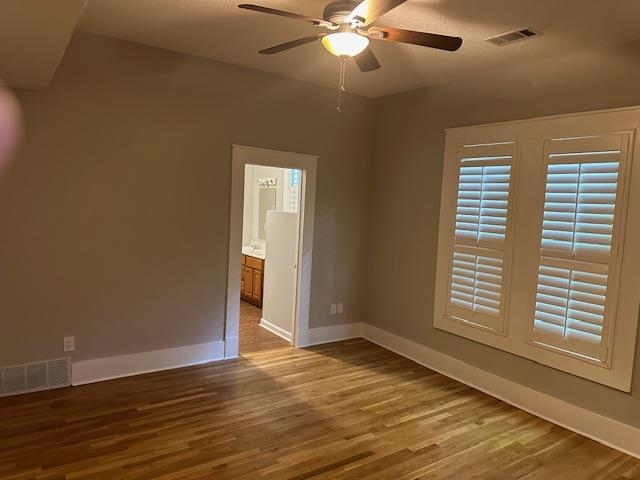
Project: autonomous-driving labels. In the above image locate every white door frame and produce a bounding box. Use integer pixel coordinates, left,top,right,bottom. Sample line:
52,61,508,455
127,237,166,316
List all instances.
224,145,318,358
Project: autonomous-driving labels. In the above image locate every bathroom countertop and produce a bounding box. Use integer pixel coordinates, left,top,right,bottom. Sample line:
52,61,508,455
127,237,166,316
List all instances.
242,246,265,260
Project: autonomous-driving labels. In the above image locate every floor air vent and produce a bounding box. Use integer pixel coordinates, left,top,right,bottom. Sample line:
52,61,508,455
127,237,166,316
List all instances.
1,358,70,397
485,28,541,46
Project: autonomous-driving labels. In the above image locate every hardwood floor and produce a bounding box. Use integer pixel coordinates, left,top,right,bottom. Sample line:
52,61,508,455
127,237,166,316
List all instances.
239,300,290,354
1,339,638,479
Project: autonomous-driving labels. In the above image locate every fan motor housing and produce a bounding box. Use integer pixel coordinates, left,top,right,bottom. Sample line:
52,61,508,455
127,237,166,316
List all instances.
323,0,359,24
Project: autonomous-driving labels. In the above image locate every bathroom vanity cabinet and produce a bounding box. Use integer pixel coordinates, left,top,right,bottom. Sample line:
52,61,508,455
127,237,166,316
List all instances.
241,254,264,307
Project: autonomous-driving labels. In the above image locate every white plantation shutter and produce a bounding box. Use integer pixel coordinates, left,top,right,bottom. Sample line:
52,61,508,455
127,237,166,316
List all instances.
534,260,609,359
531,135,629,363
539,160,619,259
451,248,504,317
455,163,511,245
447,142,516,333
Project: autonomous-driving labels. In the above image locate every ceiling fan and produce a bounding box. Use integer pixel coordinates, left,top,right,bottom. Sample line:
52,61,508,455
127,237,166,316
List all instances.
238,0,463,72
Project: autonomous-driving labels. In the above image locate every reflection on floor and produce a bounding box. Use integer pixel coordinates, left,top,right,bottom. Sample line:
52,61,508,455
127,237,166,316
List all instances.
239,300,290,354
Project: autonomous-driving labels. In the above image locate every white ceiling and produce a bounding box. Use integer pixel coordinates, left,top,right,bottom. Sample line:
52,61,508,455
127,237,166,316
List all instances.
2,1,640,96
77,0,640,97
0,0,87,90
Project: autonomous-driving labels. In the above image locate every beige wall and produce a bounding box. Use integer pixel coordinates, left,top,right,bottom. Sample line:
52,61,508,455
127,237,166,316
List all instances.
3,28,640,429
367,39,640,428
0,31,373,364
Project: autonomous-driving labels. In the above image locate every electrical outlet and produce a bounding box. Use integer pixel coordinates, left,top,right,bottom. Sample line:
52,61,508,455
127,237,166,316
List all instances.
63,336,75,352
337,303,344,314
330,304,337,315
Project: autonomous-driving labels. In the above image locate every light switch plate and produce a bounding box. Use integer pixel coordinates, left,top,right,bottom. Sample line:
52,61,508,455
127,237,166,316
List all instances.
337,303,344,314
330,304,337,315
63,336,75,352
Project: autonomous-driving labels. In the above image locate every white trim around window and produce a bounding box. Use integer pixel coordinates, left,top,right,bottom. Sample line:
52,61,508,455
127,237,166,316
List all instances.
434,106,640,391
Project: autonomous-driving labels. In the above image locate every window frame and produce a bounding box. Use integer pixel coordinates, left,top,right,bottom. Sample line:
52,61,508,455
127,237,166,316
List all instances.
433,106,640,391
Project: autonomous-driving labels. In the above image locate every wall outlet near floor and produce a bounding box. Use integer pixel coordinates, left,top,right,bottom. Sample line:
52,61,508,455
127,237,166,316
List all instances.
63,336,75,352
330,304,337,315
337,303,344,314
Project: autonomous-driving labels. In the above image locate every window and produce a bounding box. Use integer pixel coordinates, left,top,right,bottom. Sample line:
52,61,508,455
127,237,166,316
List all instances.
286,169,301,213
434,108,640,391
530,136,627,364
447,143,516,334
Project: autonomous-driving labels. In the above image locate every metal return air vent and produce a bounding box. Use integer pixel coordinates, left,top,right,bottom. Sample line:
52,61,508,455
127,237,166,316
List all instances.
485,28,541,46
1,358,70,397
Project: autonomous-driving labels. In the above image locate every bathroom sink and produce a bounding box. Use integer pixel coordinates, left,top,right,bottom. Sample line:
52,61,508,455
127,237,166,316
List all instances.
242,246,266,259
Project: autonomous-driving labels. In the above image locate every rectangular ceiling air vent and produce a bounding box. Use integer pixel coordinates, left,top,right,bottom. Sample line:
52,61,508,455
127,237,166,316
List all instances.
485,28,541,46
1,358,70,397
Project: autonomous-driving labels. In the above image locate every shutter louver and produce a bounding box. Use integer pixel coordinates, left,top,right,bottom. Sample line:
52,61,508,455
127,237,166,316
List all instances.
531,135,628,363
447,142,516,333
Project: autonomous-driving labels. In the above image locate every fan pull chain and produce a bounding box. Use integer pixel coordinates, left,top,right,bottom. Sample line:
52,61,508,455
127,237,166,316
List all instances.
337,55,347,113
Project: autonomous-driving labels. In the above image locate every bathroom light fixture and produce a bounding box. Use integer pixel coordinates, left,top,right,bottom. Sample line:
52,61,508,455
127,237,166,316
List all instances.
321,31,369,57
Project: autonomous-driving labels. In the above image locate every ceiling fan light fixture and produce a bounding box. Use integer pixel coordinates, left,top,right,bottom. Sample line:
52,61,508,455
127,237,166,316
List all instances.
321,31,369,57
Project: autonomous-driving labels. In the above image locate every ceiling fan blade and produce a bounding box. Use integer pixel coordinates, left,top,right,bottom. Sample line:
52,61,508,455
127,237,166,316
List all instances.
348,0,408,26
368,26,462,51
238,4,334,27
259,35,324,54
354,47,381,72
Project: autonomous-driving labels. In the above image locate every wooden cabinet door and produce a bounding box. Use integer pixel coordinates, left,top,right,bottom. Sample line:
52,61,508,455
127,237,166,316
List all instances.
240,255,247,300
240,255,264,307
252,269,263,305
240,263,245,296
244,266,254,300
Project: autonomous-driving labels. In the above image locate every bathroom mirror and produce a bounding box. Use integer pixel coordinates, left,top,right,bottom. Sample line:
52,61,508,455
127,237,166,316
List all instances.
258,187,276,240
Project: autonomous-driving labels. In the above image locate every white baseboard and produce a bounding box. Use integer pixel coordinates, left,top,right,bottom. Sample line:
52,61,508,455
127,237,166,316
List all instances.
224,336,239,359
361,324,640,459
72,341,225,386
301,322,363,347
260,318,292,343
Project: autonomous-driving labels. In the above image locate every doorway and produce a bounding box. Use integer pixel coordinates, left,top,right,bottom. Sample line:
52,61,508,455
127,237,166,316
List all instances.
225,145,318,358
239,165,300,353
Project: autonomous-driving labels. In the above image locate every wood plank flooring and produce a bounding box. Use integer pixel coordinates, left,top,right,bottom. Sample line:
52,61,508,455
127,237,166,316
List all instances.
1,339,638,479
239,301,290,354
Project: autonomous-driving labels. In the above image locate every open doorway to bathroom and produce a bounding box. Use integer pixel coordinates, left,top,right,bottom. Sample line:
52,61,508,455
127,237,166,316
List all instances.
225,145,318,359
239,165,301,353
